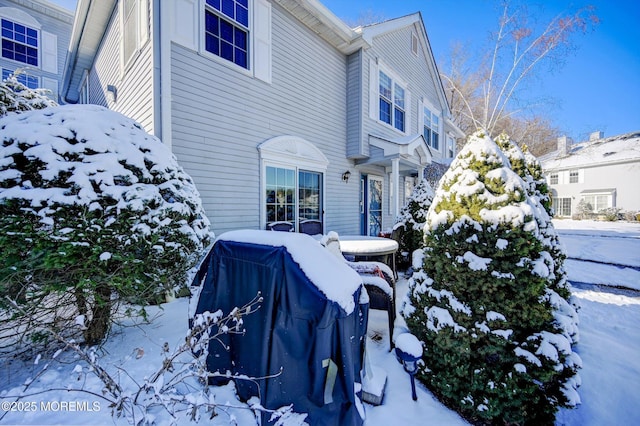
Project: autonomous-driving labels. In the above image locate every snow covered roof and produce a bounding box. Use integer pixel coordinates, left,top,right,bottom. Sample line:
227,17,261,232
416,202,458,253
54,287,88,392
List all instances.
541,131,640,171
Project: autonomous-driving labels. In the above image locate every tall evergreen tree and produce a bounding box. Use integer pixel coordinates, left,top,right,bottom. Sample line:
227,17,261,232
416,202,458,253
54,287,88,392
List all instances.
402,131,581,425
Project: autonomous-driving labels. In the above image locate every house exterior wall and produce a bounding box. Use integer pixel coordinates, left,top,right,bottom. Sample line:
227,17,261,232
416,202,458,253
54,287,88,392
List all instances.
547,160,640,216
352,22,453,231
168,1,359,235
0,0,73,102
85,0,155,134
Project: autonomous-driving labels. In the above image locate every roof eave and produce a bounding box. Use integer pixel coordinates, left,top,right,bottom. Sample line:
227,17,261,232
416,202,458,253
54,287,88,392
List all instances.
61,0,117,104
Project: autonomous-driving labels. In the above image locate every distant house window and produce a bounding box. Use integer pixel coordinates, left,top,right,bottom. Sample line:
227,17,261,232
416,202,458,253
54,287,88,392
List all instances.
2,68,38,89
423,107,439,150
1,19,38,66
550,173,558,185
569,170,579,183
205,0,249,69
379,70,406,132
553,197,572,217
581,193,612,212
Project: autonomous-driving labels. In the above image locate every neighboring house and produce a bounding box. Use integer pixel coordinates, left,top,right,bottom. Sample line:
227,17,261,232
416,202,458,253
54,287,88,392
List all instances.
61,0,463,236
540,131,640,218
0,0,73,102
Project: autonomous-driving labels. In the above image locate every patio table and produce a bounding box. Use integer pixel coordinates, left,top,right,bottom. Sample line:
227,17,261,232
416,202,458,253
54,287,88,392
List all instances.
338,235,399,279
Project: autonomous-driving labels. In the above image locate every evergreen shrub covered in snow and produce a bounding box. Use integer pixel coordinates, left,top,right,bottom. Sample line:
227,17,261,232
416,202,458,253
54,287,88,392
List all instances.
402,131,581,425
393,178,434,266
0,105,211,346
0,71,57,116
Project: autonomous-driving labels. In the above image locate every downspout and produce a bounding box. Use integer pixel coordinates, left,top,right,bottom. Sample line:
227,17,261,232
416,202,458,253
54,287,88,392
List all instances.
158,0,172,148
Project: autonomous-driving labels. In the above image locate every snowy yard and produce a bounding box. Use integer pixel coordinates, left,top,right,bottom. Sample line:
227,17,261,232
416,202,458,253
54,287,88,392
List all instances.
1,219,639,425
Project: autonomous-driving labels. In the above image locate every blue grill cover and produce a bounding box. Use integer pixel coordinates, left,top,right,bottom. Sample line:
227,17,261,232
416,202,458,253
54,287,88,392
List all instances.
192,233,368,425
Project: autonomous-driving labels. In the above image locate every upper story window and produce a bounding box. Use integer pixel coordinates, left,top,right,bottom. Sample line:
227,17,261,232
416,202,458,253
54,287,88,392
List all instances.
122,0,149,68
550,173,558,185
2,68,38,89
446,135,455,158
205,0,249,69
423,107,439,150
379,70,406,132
569,169,579,184
1,18,38,66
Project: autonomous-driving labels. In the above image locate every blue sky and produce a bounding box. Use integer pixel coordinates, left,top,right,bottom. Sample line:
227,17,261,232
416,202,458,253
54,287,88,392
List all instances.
52,0,639,142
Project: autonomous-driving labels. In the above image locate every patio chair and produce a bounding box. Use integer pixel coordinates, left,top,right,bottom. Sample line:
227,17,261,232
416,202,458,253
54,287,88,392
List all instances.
321,232,396,350
266,221,294,232
299,219,323,235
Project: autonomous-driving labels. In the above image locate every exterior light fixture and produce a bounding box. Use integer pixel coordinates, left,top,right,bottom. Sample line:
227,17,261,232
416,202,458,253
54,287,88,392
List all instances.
342,170,351,183
395,333,422,401
106,85,117,103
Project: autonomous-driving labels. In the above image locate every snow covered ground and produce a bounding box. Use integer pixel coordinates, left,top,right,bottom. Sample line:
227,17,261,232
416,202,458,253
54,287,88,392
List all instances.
1,219,639,425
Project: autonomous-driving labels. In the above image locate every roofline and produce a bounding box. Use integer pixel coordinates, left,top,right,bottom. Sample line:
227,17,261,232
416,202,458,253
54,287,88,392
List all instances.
273,0,369,53
61,0,117,104
356,12,454,123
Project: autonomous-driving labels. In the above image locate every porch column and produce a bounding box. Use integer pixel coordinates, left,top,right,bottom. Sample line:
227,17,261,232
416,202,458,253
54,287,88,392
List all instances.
418,166,425,181
392,158,400,220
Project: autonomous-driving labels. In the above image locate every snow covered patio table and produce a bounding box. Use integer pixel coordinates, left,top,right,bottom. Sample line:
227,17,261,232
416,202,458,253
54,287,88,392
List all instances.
338,235,399,279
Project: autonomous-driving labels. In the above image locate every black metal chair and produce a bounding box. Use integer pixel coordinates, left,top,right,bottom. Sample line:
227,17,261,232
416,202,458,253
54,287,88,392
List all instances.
299,219,323,235
266,221,294,232
321,232,396,350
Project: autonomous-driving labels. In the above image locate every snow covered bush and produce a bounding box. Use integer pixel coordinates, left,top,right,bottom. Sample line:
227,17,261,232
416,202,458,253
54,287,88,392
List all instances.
0,70,57,116
402,131,581,425
393,179,434,267
0,105,212,346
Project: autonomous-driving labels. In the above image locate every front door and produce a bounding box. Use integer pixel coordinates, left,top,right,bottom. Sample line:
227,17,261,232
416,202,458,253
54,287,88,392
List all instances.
360,175,383,236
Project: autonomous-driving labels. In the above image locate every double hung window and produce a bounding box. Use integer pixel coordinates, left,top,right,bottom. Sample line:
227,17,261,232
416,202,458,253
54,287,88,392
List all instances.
423,107,439,150
379,70,406,132
205,0,249,69
569,170,579,184
1,19,38,66
550,173,558,185
2,68,38,89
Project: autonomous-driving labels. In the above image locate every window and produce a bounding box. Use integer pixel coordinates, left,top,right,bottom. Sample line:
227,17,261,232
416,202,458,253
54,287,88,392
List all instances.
2,68,38,89
122,0,149,67
569,170,579,184
411,32,418,56
552,197,572,217
265,166,322,229
581,193,612,212
446,135,455,158
550,173,558,185
205,0,249,69
1,19,38,66
423,107,439,150
379,70,406,132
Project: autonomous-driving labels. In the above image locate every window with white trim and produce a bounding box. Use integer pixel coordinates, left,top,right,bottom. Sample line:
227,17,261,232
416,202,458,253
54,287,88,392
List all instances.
446,135,455,158
1,18,38,66
265,166,323,229
549,173,558,185
423,106,439,150
379,70,406,132
122,0,148,68
552,197,571,217
569,169,579,184
2,68,38,88
205,0,249,69
581,193,612,212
